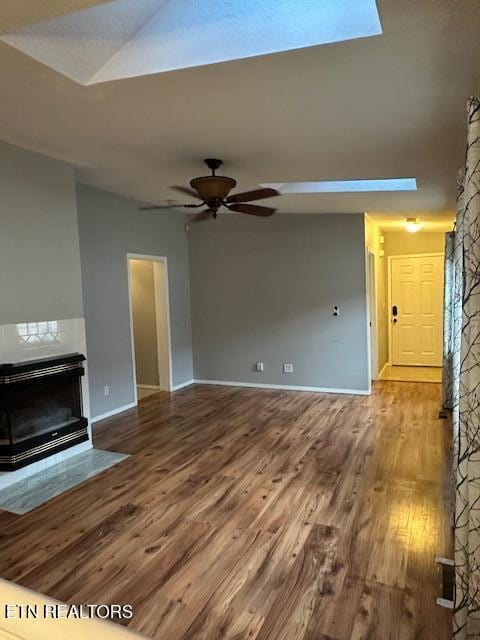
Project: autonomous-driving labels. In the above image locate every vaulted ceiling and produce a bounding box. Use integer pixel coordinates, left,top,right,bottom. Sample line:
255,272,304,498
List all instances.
0,0,382,85
0,0,478,218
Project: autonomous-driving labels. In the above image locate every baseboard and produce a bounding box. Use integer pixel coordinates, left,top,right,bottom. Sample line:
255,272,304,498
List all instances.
91,379,369,423
171,379,194,391
137,384,161,390
377,362,389,381
91,401,137,424
193,379,370,396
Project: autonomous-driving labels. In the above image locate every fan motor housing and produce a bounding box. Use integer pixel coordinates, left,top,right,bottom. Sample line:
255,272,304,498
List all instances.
190,175,237,201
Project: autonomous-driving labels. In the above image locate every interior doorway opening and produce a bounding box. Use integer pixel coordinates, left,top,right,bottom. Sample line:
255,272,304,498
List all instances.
366,216,448,385
127,254,172,401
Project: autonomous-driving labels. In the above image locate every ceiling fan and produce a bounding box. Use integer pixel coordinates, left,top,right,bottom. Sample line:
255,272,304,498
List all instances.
140,158,280,221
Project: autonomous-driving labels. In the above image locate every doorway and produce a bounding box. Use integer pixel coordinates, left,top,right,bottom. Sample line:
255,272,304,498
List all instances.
387,252,444,372
127,254,172,402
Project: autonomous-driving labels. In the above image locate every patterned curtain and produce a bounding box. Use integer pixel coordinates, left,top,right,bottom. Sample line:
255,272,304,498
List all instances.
454,96,480,639
443,230,455,410
452,171,465,439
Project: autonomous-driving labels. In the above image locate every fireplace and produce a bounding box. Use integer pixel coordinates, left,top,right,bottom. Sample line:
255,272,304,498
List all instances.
0,353,89,471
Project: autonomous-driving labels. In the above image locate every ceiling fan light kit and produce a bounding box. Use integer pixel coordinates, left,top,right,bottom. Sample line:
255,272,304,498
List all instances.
190,175,237,202
139,159,280,221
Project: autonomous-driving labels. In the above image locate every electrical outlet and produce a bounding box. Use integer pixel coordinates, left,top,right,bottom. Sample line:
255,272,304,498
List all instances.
333,306,340,316
104,385,110,396
283,363,293,374
256,362,264,372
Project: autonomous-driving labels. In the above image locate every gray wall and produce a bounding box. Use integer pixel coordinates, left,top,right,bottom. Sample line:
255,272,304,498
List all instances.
0,141,83,324
76,184,193,418
130,259,159,387
189,213,369,392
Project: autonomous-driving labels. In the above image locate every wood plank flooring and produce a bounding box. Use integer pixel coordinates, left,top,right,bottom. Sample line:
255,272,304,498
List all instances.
379,365,442,383
0,381,452,639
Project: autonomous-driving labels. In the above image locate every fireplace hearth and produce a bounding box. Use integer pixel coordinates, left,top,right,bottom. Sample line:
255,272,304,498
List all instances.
0,353,89,471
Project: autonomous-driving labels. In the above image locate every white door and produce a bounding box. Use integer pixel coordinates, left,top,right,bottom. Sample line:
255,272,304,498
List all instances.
390,254,444,366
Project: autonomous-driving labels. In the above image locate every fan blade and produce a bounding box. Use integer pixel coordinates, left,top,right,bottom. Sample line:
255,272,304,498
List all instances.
226,188,280,204
193,209,213,222
172,185,200,199
228,203,277,217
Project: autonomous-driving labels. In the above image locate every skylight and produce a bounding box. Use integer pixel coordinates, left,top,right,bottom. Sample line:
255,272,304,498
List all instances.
0,0,382,85
261,179,418,193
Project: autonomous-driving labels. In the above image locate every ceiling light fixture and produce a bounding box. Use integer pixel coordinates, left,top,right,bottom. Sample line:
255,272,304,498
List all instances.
405,217,421,233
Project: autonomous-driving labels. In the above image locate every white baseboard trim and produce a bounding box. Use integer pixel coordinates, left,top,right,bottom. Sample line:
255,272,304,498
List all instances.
91,379,369,424
171,379,194,391
91,401,137,424
377,362,389,381
137,384,161,390
193,379,370,396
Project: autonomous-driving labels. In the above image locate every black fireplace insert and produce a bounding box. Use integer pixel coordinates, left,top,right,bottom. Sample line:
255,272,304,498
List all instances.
0,353,89,471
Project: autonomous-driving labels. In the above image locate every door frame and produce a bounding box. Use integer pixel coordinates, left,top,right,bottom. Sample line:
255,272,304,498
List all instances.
387,252,444,366
127,253,173,404
367,251,378,380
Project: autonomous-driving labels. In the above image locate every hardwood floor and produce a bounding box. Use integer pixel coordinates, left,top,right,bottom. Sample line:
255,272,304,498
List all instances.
379,365,442,383
0,382,452,639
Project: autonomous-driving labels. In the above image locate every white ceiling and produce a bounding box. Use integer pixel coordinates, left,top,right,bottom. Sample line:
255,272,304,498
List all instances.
1,0,168,84
0,0,381,85
0,0,478,217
